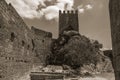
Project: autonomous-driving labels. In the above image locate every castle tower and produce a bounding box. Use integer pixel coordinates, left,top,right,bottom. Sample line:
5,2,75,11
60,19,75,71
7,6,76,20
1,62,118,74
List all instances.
59,10,79,36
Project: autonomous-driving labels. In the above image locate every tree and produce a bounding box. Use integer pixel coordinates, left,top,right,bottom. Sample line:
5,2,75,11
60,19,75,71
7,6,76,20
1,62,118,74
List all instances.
47,30,103,69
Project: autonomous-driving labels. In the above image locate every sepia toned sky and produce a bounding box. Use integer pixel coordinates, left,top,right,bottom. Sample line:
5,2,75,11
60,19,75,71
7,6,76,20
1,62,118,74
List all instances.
6,0,111,49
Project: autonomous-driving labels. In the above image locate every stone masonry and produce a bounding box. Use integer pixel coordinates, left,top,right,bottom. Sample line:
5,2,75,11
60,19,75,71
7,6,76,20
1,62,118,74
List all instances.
109,0,120,79
59,10,79,36
0,0,52,80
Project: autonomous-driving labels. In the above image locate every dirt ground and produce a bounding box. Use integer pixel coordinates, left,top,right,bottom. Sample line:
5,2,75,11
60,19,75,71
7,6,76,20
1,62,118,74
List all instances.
65,73,115,80
96,73,115,80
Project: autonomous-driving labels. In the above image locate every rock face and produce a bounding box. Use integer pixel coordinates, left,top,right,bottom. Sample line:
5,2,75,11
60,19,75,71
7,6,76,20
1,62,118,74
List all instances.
109,0,120,79
0,0,52,80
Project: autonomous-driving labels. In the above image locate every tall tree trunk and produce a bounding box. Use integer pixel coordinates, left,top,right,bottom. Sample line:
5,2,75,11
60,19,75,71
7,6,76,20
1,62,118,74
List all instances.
109,0,120,80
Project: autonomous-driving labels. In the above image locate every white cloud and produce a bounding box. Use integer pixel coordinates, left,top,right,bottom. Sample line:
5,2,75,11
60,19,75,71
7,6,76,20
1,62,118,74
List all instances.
57,0,74,10
6,0,45,19
77,4,93,14
79,8,85,13
86,4,93,10
5,0,74,20
5,0,94,20
42,5,59,20
77,5,84,13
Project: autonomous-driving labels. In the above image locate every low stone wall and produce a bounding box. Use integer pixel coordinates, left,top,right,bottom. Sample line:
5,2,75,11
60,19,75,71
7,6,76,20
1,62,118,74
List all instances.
30,72,64,80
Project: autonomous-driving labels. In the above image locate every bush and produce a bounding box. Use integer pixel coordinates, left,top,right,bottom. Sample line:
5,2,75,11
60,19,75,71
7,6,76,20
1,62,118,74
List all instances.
47,30,103,69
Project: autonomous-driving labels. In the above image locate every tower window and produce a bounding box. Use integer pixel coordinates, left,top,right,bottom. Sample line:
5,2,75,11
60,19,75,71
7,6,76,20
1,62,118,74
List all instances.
27,45,30,50
10,32,15,42
22,40,25,46
67,25,73,31
32,39,35,51
0,75,4,78
12,57,14,60
9,57,11,60
0,75,2,78
42,40,44,43
5,57,7,59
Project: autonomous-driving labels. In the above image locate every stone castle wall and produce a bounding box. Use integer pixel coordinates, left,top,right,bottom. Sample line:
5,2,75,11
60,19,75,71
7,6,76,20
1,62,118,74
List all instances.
0,0,52,80
31,27,52,66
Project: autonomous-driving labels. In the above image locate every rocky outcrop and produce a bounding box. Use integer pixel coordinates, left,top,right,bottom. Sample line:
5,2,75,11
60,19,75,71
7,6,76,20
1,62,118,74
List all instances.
109,0,120,79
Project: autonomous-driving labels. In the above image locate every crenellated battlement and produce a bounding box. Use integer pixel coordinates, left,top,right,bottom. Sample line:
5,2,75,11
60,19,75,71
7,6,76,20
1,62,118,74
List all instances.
59,10,79,35
59,10,78,14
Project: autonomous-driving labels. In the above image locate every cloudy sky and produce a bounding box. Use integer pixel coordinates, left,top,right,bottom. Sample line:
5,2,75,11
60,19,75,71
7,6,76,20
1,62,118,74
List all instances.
6,0,111,49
